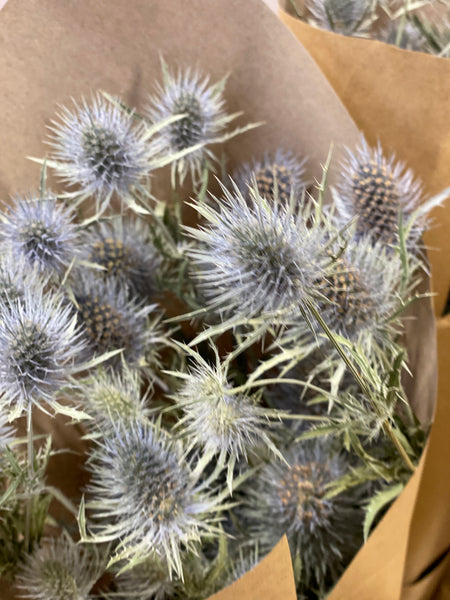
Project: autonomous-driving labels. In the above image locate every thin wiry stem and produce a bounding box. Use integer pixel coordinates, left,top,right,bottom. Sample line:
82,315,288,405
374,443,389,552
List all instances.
25,405,34,552
303,298,415,473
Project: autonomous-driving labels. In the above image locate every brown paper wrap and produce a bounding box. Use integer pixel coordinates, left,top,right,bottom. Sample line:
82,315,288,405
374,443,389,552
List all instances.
0,0,442,598
278,7,450,599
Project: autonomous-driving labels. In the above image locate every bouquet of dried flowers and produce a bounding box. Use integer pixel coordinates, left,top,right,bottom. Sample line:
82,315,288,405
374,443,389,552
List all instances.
0,51,447,600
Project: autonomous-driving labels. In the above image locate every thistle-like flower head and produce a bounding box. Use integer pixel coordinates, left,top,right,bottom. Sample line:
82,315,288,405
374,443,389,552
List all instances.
244,440,361,594
83,217,160,298
0,195,79,278
307,0,373,36
171,345,281,489
72,273,156,370
112,556,176,600
0,254,46,307
335,138,423,247
146,62,231,185
48,94,154,204
16,535,102,600
0,287,84,418
85,421,221,578
186,184,330,322
233,149,307,206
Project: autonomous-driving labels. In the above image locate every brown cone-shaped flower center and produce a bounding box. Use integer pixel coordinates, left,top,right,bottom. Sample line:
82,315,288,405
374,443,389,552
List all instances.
254,163,293,204
278,462,330,525
90,238,131,277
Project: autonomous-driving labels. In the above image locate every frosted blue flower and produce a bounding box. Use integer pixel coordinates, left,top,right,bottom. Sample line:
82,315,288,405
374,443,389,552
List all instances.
48,94,154,205
244,440,361,595
0,287,85,419
83,217,160,298
307,0,373,36
72,273,157,371
334,138,424,248
85,421,222,578
0,195,79,278
146,62,238,186
16,535,103,600
0,253,46,307
232,149,307,206
171,345,282,490
186,183,330,322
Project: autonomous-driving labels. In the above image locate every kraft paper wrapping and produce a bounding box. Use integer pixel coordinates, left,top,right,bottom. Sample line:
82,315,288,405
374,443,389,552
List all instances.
278,8,450,600
0,0,441,598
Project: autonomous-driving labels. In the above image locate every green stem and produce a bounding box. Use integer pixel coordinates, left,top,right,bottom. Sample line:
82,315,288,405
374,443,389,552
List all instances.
304,299,415,473
24,405,34,551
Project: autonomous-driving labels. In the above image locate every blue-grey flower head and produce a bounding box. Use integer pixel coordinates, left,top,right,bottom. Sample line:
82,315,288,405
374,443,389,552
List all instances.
83,217,160,299
146,63,230,185
335,138,423,247
71,273,157,371
0,288,85,418
244,440,361,594
233,149,307,206
48,94,154,203
0,253,47,308
113,556,175,600
307,0,373,35
0,195,79,278
86,421,221,578
16,535,103,600
186,183,330,321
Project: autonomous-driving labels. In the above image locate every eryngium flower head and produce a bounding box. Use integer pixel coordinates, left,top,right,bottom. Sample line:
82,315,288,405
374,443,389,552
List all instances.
78,365,150,430
85,421,221,578
315,237,401,342
334,138,423,247
171,346,281,488
48,94,154,203
0,288,84,418
0,253,46,307
186,184,329,321
244,440,361,595
0,195,79,278
113,556,175,600
146,63,230,185
16,535,102,600
307,0,373,36
84,217,160,298
72,274,156,370
233,149,307,206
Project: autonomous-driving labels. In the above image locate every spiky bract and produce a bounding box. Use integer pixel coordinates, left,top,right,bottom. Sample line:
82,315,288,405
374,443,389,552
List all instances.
307,0,373,35
186,184,330,322
16,535,102,600
233,149,307,206
72,273,156,370
85,421,221,578
84,217,160,298
0,195,79,278
0,254,46,308
0,411,15,450
0,288,84,418
244,440,361,595
48,94,154,204
146,63,231,186
172,347,280,487
335,138,423,247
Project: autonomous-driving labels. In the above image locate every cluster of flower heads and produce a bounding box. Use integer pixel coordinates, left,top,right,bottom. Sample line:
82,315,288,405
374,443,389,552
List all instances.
1,65,442,600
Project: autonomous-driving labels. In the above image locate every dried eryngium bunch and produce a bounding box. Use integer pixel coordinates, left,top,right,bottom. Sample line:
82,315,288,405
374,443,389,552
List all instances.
306,0,374,36
186,182,330,325
0,194,80,280
82,421,223,578
243,439,362,597
16,535,103,600
232,149,307,206
47,94,156,209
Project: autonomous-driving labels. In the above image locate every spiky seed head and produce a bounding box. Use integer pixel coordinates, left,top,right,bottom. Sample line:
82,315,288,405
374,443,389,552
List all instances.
0,254,47,308
0,195,79,278
186,183,330,321
16,535,102,600
72,273,156,370
0,288,84,418
307,0,373,35
48,94,154,203
86,421,220,578
77,366,150,430
113,556,175,600
244,440,361,594
335,138,423,247
146,64,229,185
233,150,307,206
84,217,160,298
